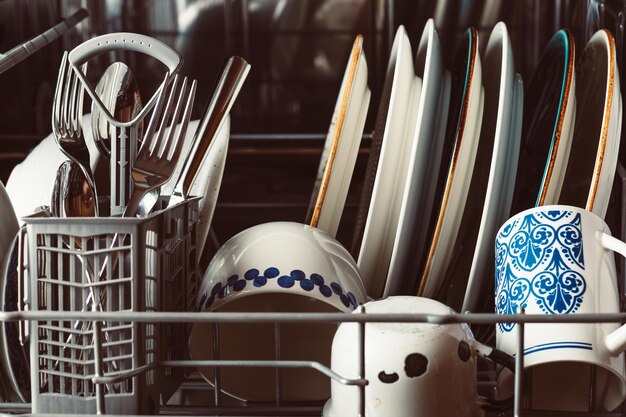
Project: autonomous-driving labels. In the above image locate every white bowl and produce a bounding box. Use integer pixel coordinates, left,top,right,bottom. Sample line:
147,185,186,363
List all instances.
188,221,367,402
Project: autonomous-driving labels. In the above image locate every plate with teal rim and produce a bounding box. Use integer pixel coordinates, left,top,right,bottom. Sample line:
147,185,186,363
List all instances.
355,25,422,299
383,18,451,297
428,22,523,313
510,29,576,216
558,29,622,220
418,27,484,303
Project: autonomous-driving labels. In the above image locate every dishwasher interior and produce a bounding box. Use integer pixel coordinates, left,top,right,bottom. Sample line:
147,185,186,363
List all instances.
2,0,626,416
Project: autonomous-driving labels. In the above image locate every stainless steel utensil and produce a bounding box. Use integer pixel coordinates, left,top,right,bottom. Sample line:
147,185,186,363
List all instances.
52,51,99,216
136,56,250,218
91,62,143,159
67,32,183,215
50,160,97,218
0,8,88,75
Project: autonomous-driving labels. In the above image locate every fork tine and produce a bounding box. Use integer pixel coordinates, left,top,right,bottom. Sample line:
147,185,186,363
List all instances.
140,72,174,157
151,74,180,156
166,79,197,163
157,76,188,160
52,51,68,136
73,62,88,135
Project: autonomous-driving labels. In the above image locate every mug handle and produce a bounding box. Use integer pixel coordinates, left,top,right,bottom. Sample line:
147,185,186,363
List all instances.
472,341,515,412
598,232,626,355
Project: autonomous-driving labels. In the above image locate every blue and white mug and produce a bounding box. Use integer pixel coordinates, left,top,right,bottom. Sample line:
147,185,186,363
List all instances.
495,205,626,411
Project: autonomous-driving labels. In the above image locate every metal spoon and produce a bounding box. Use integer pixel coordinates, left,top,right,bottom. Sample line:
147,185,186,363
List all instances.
51,160,97,218
91,62,143,158
91,62,143,215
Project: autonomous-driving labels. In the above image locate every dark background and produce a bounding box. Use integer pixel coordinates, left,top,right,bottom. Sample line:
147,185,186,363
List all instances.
0,0,623,254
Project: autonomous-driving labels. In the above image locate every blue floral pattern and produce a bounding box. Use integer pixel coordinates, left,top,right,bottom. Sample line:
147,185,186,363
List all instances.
198,267,359,310
496,210,586,332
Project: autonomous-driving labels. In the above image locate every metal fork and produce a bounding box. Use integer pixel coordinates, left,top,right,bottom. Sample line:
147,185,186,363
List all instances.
123,73,197,217
52,51,99,216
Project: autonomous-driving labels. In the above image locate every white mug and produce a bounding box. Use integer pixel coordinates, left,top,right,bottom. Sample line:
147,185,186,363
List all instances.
188,221,367,403
325,296,513,417
495,205,626,411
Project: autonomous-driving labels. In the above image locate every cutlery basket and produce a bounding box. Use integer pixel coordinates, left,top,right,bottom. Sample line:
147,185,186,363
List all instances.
21,197,200,415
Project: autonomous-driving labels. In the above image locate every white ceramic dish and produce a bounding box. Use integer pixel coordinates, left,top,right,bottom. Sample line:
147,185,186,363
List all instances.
460,23,524,313
428,22,522,312
558,29,622,219
188,221,367,403
418,27,484,300
308,35,371,238
0,181,18,276
355,26,421,298
384,18,451,297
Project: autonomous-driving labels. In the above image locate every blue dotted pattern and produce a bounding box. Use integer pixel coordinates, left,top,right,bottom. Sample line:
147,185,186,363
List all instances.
199,267,360,310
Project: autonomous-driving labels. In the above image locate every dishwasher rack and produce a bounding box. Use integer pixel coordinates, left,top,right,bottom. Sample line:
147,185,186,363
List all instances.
1,309,626,416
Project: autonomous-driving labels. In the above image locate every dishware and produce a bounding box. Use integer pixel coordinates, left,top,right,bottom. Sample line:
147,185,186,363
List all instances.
307,35,371,238
495,205,626,412
91,62,143,159
510,30,576,214
558,29,622,219
50,160,97,218
67,32,183,215
384,18,451,296
418,27,484,303
0,233,28,402
140,55,250,238
0,180,18,280
91,62,143,201
188,221,367,402
353,26,421,298
52,51,99,217
324,296,513,417
436,22,522,313
123,74,197,217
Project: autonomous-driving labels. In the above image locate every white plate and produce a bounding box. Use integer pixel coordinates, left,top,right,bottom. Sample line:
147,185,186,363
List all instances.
558,29,622,219
418,27,484,300
461,23,524,312
384,18,451,297
308,35,371,238
433,22,523,312
355,26,421,298
0,182,22,402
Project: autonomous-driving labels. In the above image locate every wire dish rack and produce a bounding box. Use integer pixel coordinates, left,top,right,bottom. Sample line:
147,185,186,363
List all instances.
1,310,626,416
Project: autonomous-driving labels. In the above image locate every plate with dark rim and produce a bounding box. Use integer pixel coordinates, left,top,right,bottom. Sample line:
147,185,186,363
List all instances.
418,27,484,302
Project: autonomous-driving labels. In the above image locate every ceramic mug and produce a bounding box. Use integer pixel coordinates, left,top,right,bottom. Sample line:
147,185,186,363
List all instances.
495,205,626,411
324,296,513,417
188,221,367,403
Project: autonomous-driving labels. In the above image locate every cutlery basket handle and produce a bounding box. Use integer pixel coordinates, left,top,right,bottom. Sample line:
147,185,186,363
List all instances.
68,32,181,72
67,32,181,128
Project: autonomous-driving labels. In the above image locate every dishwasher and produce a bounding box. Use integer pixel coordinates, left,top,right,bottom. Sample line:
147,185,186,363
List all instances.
1,1,626,416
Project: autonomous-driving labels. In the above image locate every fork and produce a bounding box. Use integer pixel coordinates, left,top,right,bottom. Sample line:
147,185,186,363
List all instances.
123,73,197,217
52,51,99,216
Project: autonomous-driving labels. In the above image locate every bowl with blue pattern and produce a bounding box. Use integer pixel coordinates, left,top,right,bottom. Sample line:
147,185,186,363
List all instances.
188,221,367,402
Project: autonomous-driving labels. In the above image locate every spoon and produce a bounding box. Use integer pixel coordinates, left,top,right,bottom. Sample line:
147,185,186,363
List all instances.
91,62,143,215
51,160,97,218
91,62,143,158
